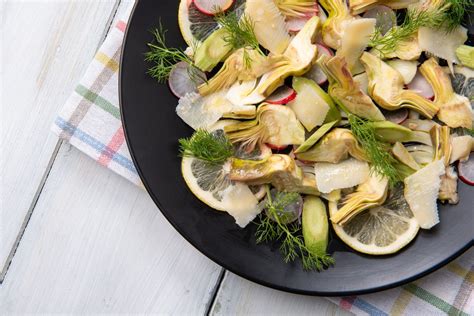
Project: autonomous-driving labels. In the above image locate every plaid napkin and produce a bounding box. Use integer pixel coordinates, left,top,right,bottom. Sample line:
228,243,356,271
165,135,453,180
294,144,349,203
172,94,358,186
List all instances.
51,14,140,186
51,7,473,316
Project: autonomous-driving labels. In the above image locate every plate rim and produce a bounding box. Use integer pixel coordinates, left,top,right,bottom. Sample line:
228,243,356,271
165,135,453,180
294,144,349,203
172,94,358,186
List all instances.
118,0,473,296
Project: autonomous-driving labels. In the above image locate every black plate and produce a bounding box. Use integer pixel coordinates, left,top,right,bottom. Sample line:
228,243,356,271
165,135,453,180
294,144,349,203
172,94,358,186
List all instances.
120,0,474,296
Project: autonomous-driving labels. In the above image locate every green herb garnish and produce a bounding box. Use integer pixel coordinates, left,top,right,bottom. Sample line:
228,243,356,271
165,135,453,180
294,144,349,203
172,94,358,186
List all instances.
464,128,474,137
255,187,335,271
179,129,234,164
145,23,203,83
348,114,402,186
215,11,263,67
370,0,471,55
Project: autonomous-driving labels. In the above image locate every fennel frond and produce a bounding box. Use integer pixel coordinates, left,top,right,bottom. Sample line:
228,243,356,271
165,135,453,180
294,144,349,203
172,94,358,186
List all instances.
215,11,263,67
370,0,471,55
145,23,203,83
348,114,402,186
255,187,335,271
179,129,234,164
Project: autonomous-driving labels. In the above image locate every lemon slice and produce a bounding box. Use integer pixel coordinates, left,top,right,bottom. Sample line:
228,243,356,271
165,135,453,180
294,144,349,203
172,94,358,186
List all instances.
178,0,245,47
328,187,419,255
181,122,270,227
178,0,198,47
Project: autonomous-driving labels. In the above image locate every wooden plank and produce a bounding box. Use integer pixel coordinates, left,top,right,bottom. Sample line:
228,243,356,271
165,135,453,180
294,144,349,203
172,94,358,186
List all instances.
0,0,120,275
210,272,351,316
0,145,222,314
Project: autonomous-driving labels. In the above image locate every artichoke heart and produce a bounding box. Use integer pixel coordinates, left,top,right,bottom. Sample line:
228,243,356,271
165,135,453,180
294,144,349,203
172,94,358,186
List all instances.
392,142,421,171
275,0,318,18
430,125,452,166
318,0,354,49
229,154,319,195
330,174,389,226
349,0,417,15
439,166,459,205
295,128,367,163
419,58,473,129
371,32,422,61
198,49,283,96
360,52,439,118
224,103,305,151
318,55,385,121
241,16,321,104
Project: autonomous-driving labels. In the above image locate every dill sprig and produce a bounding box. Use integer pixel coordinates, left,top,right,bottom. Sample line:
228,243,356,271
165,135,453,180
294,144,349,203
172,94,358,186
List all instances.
145,23,203,83
370,0,471,54
215,11,263,68
347,114,402,186
443,0,472,31
255,188,335,271
464,128,474,137
179,129,234,165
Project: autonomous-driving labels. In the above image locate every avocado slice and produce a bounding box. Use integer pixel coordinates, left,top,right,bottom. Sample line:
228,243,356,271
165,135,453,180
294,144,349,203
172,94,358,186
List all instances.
294,120,338,154
292,77,341,125
302,196,329,255
194,28,232,72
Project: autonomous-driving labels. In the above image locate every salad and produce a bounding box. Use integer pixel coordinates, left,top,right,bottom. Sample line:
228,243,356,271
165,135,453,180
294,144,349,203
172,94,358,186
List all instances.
145,0,474,271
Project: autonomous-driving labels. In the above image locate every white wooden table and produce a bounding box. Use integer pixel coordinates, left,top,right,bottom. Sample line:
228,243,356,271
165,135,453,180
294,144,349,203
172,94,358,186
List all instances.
0,1,351,314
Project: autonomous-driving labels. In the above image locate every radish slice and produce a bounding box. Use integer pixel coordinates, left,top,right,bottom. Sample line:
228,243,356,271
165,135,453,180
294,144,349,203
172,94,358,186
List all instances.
407,72,434,100
286,4,318,32
265,86,297,104
193,0,234,15
382,108,409,124
168,62,206,98
287,17,310,32
304,44,334,85
459,154,474,186
266,143,289,151
362,5,396,35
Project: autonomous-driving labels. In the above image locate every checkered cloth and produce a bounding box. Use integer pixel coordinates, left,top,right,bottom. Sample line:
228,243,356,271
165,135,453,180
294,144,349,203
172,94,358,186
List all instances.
52,7,473,316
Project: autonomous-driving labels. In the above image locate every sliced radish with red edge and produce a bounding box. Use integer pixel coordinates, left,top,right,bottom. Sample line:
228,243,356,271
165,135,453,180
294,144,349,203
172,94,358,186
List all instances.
304,44,334,85
265,86,297,104
407,72,434,100
168,61,206,98
382,108,409,124
459,154,474,186
286,3,318,32
266,143,289,151
193,0,234,15
287,17,310,32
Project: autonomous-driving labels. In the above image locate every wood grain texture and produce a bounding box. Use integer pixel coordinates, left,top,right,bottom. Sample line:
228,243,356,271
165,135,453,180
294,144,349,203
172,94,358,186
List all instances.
0,0,119,272
210,272,351,316
0,145,222,314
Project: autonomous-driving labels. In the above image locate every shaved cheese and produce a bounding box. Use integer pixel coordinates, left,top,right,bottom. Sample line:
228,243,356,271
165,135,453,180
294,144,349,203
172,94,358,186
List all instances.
222,183,262,227
288,83,330,131
245,0,290,54
314,158,370,193
450,135,473,164
337,18,376,75
404,159,445,229
177,91,255,129
418,26,467,73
